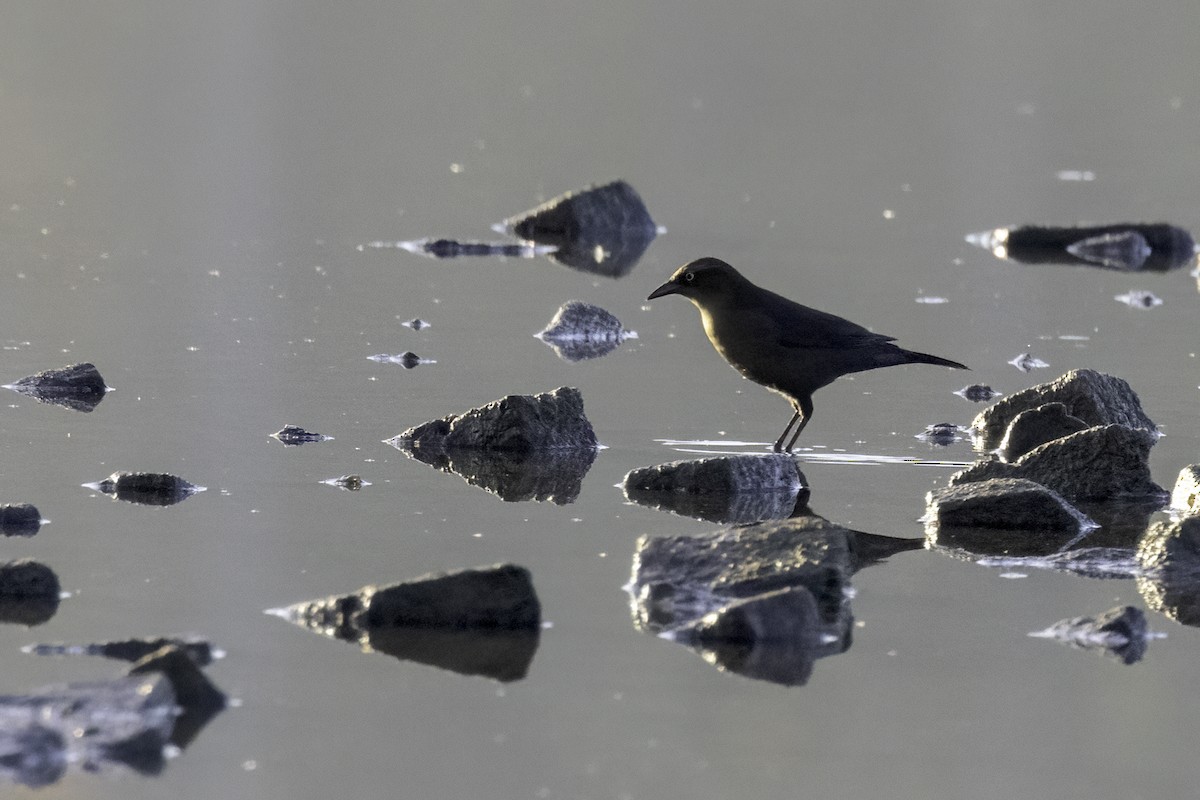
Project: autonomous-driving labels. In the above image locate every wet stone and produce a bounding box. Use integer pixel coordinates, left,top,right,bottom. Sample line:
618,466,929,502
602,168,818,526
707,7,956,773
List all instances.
3,362,109,413
1114,290,1163,309
996,402,1090,462
915,422,967,445
25,636,219,667
503,180,658,278
0,504,42,537
1008,352,1049,372
926,477,1094,533
622,455,808,524
535,301,637,362
85,472,205,506
955,384,1001,403
270,425,331,445
973,223,1197,272
972,369,1158,451
391,386,597,453
1170,465,1200,517
0,560,61,626
1137,517,1200,627
367,351,434,369
1029,605,1151,665
950,424,1165,503
127,645,227,748
393,444,595,504
401,318,430,330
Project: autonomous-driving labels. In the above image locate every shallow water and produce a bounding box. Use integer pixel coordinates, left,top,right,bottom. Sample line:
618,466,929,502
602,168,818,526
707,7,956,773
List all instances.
2,1,1200,797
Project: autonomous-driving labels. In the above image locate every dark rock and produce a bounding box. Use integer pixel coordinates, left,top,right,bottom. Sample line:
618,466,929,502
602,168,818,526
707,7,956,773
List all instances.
622,455,808,524
981,223,1196,271
25,636,217,666
367,351,432,368
628,517,853,633
503,180,658,278
270,425,331,445
950,424,1165,503
3,362,108,413
325,475,365,491
955,384,1001,402
915,422,967,445
535,301,636,362
1171,465,1200,517
391,443,595,504
391,386,597,453
267,564,542,682
0,560,60,626
1029,605,1150,664
401,318,430,330
1008,352,1049,372
996,402,1090,461
972,369,1157,451
0,504,42,537
671,586,823,686
1137,516,1200,628
925,477,1094,532
84,471,205,506
128,645,226,748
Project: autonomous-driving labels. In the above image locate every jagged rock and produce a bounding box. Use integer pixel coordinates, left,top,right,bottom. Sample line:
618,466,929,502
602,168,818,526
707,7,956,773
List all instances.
1171,465,1200,517
629,517,852,633
1028,605,1150,664
0,560,60,626
996,402,1090,461
3,363,109,413
84,472,205,506
1136,517,1200,628
925,477,1093,532
270,425,331,445
670,586,823,686
950,424,1165,503
972,370,1157,451
504,180,658,278
390,387,596,453
267,564,542,682
535,301,637,362
622,455,808,524
0,504,42,537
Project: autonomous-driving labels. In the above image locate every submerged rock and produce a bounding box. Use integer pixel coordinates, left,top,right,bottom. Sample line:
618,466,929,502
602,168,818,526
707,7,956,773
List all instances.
391,386,597,453
1028,605,1152,664
915,422,968,445
1170,465,1200,517
972,369,1157,451
0,560,60,626
367,351,435,368
622,454,808,524
995,402,1090,461
968,223,1196,272
84,472,206,506
535,301,637,362
0,504,42,537
3,362,109,413
925,477,1094,533
1008,352,1049,372
270,425,332,445
954,384,1002,403
267,564,541,682
503,180,658,278
392,443,595,504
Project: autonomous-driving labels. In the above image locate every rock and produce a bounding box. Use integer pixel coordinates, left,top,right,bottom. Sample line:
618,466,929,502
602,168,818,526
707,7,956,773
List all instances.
1028,605,1150,664
0,504,42,537
3,362,109,413
24,636,218,666
1171,465,1200,517
0,560,60,626
972,369,1157,451
1136,517,1200,628
391,386,597,453
84,472,206,506
670,586,823,686
535,301,637,362
996,402,1090,461
915,422,968,445
622,454,808,524
128,645,226,748
971,223,1196,271
628,517,853,633
270,425,331,445
267,564,542,682
954,384,1001,403
503,180,658,278
949,424,1165,503
391,443,595,504
925,477,1094,532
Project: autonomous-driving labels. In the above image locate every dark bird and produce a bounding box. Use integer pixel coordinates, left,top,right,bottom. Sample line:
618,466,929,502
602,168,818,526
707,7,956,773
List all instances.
647,257,968,452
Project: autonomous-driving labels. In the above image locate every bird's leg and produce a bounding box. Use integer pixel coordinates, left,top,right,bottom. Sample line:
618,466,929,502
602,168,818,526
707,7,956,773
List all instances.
781,396,814,453
772,412,801,452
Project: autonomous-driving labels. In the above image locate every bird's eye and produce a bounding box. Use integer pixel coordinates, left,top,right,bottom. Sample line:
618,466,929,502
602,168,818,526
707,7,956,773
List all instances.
684,271,695,283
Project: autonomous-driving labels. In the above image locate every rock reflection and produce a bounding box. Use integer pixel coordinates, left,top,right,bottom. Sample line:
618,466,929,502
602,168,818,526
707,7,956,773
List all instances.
622,454,808,524
267,564,541,682
1028,605,1155,665
0,559,60,626
3,362,109,413
535,301,637,363
967,223,1196,272
83,472,206,507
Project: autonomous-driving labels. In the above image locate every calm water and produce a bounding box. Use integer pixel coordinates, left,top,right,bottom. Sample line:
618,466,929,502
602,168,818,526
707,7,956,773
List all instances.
2,2,1199,798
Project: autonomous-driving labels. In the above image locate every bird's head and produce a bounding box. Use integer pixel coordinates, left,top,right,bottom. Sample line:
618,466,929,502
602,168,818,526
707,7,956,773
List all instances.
647,257,745,302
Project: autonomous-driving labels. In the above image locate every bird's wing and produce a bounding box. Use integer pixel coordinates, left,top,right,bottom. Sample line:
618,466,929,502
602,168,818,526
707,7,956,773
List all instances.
759,291,896,349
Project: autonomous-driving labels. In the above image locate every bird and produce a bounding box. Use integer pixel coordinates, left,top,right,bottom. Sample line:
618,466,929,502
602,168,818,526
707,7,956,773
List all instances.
647,257,968,452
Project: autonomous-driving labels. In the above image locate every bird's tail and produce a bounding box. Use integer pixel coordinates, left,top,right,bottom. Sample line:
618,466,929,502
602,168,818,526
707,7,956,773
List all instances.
902,349,969,370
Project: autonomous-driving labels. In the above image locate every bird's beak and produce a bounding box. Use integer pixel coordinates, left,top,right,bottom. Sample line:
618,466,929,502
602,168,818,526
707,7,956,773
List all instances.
647,280,679,301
